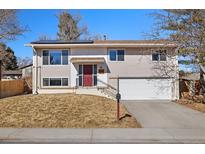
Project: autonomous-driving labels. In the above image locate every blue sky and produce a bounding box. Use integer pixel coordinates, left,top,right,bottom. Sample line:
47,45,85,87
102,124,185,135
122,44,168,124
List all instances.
5,9,197,72
7,9,155,58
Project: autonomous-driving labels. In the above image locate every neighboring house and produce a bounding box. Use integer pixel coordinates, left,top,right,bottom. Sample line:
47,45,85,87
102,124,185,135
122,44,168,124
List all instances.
181,73,200,81
179,65,205,97
2,70,22,80
20,64,33,78
26,40,179,100
180,73,200,96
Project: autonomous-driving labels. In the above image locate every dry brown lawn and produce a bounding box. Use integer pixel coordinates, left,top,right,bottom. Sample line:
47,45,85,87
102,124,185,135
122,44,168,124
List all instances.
0,94,141,128
177,98,205,113
177,92,205,113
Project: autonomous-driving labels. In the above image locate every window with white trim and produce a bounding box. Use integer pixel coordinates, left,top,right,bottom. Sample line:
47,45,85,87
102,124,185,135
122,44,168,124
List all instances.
109,49,125,61
152,50,167,61
43,78,68,86
42,50,69,65
50,52,61,65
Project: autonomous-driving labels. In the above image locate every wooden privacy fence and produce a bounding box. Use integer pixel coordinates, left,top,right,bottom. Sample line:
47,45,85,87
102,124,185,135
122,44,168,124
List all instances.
0,79,24,99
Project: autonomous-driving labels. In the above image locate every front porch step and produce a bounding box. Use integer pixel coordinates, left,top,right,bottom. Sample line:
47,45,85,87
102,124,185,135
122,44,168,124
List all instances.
75,88,114,100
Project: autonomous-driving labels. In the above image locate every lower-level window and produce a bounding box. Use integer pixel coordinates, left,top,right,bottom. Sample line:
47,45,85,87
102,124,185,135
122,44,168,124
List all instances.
50,78,61,86
43,78,68,86
62,78,68,86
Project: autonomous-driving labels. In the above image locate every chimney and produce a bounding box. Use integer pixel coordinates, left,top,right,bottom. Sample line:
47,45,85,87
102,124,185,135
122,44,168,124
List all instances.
103,35,107,40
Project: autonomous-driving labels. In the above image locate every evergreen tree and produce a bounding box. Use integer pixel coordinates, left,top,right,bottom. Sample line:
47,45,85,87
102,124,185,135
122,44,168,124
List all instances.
4,47,18,70
0,45,18,70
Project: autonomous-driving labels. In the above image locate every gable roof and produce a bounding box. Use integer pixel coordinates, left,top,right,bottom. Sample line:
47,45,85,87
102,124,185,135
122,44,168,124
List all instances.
19,64,33,69
2,70,22,75
182,73,200,81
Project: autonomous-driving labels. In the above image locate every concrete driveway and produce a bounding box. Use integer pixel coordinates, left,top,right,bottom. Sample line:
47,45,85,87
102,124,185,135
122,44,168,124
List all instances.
123,101,205,129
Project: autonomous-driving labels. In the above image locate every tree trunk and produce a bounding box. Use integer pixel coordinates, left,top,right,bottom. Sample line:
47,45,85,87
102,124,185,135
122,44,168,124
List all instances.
190,80,195,98
199,65,205,95
0,60,2,81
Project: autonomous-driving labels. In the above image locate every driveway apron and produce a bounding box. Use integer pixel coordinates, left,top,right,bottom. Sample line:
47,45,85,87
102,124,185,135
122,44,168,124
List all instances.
123,101,205,129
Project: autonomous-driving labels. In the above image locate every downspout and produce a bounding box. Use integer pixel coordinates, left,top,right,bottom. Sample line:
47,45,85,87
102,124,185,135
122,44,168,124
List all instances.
31,45,38,94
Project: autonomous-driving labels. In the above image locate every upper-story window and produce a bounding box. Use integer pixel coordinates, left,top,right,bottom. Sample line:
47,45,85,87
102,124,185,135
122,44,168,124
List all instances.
50,51,61,65
152,50,167,61
43,50,69,65
109,49,125,61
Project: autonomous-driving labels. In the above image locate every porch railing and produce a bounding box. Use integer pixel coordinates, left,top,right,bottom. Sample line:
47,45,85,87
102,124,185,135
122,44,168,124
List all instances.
75,76,117,98
76,77,79,88
97,79,117,98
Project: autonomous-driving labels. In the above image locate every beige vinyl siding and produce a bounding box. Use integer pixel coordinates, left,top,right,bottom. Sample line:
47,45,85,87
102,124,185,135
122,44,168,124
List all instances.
35,49,71,89
71,47,107,56
33,46,177,94
107,47,177,88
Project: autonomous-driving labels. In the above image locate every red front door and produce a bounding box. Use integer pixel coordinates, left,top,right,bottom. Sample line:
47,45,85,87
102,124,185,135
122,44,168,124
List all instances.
83,65,93,86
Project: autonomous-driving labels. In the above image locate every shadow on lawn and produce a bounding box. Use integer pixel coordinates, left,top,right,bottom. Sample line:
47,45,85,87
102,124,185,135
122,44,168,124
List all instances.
119,113,132,120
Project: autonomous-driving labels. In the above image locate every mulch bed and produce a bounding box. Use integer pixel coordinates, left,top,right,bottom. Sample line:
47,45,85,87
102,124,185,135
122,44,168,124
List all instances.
0,94,141,128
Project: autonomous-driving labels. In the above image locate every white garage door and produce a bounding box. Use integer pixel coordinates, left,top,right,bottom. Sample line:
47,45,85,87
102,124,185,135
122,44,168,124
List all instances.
119,79,173,100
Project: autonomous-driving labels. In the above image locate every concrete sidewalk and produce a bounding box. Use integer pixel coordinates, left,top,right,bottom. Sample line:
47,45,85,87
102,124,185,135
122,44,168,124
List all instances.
1,128,205,143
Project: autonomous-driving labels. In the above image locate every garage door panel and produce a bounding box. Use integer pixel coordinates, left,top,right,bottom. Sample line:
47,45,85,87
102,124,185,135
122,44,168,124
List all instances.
119,79,172,100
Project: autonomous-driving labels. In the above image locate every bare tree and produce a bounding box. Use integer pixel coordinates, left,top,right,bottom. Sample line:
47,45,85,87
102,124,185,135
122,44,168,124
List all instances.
0,10,27,80
149,9,205,95
83,33,103,40
38,34,52,41
0,10,27,41
151,47,179,78
17,57,32,68
57,11,88,40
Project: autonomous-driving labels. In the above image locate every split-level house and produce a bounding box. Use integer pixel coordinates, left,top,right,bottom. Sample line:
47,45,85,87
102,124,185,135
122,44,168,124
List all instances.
26,40,179,100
